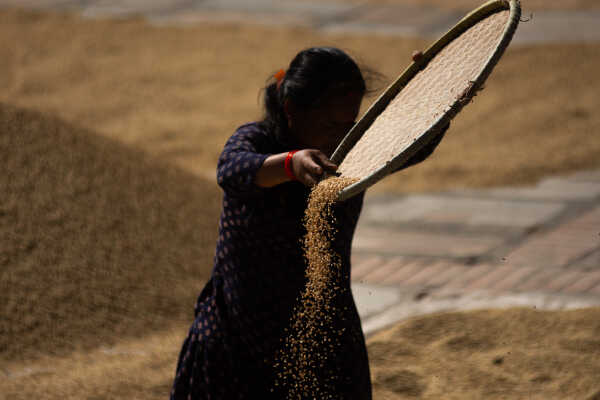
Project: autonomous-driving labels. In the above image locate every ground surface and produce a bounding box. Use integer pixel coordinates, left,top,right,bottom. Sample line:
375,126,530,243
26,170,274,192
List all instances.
305,0,600,11
368,308,600,399
1,6,599,400
1,8,599,193
2,308,599,399
0,103,221,364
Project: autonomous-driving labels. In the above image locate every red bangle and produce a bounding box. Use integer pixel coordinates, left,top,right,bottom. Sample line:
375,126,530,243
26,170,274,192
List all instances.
284,150,299,181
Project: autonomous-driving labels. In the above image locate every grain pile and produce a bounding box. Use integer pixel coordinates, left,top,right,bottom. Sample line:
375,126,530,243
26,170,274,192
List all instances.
275,176,358,399
3,8,600,195
0,102,221,364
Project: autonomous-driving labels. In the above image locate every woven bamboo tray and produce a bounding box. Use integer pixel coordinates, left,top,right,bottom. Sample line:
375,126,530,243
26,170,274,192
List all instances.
332,0,521,201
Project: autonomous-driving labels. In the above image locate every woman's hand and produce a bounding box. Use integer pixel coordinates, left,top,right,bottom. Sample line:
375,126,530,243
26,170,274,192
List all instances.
255,149,338,188
291,149,338,187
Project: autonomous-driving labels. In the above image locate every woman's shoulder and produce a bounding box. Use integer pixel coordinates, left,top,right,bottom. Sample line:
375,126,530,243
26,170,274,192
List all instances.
233,122,269,138
228,122,278,150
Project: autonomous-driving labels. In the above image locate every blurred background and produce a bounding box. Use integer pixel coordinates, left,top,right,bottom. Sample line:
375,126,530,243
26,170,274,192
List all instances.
1,1,599,399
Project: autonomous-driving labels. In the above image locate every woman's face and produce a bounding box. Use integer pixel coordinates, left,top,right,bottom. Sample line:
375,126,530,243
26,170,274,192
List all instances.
287,90,364,157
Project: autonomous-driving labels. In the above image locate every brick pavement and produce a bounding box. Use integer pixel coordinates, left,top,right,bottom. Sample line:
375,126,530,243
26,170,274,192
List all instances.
352,172,600,335
2,0,600,44
351,170,600,313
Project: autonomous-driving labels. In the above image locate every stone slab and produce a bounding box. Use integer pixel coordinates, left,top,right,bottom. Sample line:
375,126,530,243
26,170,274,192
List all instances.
353,225,504,258
150,10,314,27
567,169,600,183
79,0,183,16
4,0,600,47
320,21,421,37
512,10,600,45
360,289,600,337
193,0,354,16
351,282,402,319
0,0,79,9
464,179,600,202
361,195,564,229
334,4,463,37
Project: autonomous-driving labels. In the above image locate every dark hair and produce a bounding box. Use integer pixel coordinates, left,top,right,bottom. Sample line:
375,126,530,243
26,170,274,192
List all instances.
260,47,369,145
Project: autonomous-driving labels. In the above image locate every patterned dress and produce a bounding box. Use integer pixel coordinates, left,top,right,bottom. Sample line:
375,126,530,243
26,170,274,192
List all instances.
170,122,371,400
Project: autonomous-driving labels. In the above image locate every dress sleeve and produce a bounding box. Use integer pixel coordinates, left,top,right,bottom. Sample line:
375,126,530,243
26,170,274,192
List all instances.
216,125,271,197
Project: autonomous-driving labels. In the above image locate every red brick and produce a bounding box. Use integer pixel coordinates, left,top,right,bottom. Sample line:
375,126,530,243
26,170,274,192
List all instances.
545,270,588,292
491,266,538,292
465,264,517,291
351,253,368,267
402,261,451,287
351,252,366,262
505,206,600,269
361,256,407,284
513,268,559,292
445,264,495,289
384,259,427,285
425,262,469,287
562,271,600,294
589,281,600,295
351,255,386,281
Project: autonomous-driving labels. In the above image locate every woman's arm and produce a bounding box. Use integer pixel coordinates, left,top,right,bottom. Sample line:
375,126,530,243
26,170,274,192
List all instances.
255,149,338,188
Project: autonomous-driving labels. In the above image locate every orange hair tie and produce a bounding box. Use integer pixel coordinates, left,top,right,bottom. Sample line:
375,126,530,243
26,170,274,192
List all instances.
274,69,286,90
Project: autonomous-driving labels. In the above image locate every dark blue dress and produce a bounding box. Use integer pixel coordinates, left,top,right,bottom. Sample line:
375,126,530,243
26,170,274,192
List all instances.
170,122,371,399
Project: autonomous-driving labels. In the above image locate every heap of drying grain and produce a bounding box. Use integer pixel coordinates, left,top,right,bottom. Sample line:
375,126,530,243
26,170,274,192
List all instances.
275,176,358,399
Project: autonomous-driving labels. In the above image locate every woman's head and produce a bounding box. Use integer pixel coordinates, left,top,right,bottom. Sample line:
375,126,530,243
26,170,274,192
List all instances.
262,47,367,155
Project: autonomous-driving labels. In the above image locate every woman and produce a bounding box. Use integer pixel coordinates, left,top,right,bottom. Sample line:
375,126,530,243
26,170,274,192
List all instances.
170,46,444,400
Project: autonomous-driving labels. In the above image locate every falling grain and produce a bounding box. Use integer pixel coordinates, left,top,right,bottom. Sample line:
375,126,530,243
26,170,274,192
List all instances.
275,176,358,399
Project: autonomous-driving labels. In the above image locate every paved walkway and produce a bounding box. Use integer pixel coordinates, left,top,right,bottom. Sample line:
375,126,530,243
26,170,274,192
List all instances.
352,169,600,334
4,0,599,336
3,0,600,44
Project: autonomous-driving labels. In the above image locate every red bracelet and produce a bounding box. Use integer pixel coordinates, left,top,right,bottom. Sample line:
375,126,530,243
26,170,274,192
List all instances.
284,150,299,181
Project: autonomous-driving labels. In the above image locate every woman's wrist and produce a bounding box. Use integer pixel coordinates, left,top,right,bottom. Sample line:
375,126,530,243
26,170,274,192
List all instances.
284,150,299,181
255,152,297,188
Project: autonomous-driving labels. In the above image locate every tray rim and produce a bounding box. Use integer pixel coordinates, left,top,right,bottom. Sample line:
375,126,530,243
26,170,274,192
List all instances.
332,0,522,201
